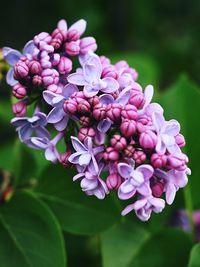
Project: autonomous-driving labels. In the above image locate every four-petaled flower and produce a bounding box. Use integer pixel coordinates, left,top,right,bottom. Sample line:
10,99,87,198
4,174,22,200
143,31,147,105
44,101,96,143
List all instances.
73,163,108,199
11,110,49,141
67,52,119,97
121,195,165,221
68,136,104,174
152,112,181,155
118,161,154,199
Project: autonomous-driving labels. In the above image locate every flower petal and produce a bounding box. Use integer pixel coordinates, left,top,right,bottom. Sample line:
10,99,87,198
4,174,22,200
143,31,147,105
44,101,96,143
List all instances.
97,119,112,133
71,136,86,152
99,94,114,105
67,73,86,86
136,165,154,180
115,86,131,105
101,77,119,93
118,163,132,178
83,85,99,97
68,19,86,36
3,49,21,66
6,68,17,86
79,153,91,166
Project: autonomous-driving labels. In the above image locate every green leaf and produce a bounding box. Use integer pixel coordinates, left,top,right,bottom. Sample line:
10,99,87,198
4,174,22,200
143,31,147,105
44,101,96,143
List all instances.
101,220,149,267
157,75,200,207
0,191,66,267
130,229,192,267
35,164,120,235
188,244,200,267
110,52,160,88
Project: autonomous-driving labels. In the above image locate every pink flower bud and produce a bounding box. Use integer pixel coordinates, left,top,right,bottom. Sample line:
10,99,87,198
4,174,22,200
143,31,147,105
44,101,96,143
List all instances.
129,90,145,109
42,68,59,86
28,61,42,75
64,41,80,56
50,38,62,50
120,119,137,137
34,32,52,45
175,134,186,148
59,150,72,167
80,37,97,54
106,173,122,190
100,56,110,67
78,127,96,141
124,145,135,157
107,103,122,122
12,84,27,99
103,147,119,161
110,135,127,151
41,58,52,69
71,91,85,101
32,75,42,86
52,28,66,40
80,116,90,127
167,154,187,171
88,96,99,106
63,99,77,114
52,53,60,66
67,29,81,41
133,150,146,164
93,103,107,120
12,101,27,117
58,56,72,75
101,65,118,79
47,84,62,94
139,130,157,149
39,41,54,53
151,182,164,198
14,60,29,79
115,60,129,70
151,153,167,168
121,104,138,120
77,100,91,114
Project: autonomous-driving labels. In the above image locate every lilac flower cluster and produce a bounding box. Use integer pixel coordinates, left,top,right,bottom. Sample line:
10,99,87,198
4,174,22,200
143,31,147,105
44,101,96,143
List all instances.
3,19,191,221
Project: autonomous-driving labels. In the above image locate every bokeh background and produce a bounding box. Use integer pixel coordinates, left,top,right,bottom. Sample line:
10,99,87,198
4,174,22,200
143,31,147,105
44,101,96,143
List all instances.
0,1,200,267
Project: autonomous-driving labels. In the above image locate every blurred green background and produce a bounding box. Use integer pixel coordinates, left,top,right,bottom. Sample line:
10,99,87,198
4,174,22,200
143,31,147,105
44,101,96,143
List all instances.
0,1,200,267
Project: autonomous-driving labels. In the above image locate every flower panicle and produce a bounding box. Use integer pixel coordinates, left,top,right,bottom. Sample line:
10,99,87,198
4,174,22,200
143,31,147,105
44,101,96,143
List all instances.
3,18,191,222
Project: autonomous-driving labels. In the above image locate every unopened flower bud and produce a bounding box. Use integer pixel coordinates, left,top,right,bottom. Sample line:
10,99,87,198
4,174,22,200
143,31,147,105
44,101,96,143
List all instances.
28,60,42,75
167,154,187,171
39,41,54,53
107,103,122,122
12,101,27,117
34,32,52,45
64,41,80,56
80,37,97,54
93,103,107,120
175,134,186,148
110,135,127,151
124,145,135,157
42,68,59,86
58,56,72,75
129,90,145,109
88,96,99,106
139,130,157,149
63,99,77,114
32,75,42,86
60,150,72,167
151,182,164,198
78,127,96,141
14,60,29,79
77,99,91,114
102,65,118,79
12,84,27,99
120,119,137,137
133,150,146,164
100,56,110,67
47,84,62,94
106,173,122,190
103,147,119,161
67,29,80,41
80,116,90,127
151,153,167,168
121,104,138,120
52,53,60,66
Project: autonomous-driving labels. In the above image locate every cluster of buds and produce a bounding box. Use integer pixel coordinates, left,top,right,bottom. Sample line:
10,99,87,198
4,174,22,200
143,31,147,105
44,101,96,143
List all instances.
3,19,191,221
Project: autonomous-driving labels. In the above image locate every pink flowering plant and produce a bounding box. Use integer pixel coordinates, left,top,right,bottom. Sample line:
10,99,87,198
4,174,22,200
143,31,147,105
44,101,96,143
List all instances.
2,18,191,223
